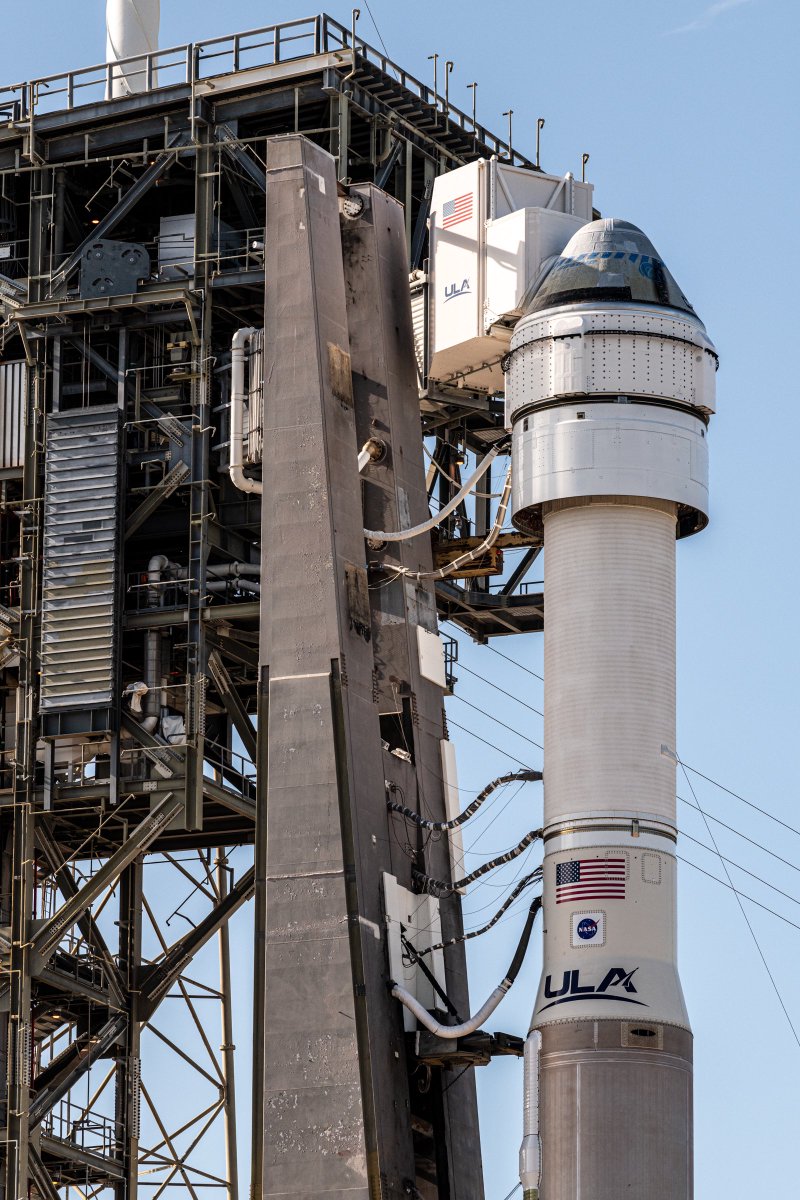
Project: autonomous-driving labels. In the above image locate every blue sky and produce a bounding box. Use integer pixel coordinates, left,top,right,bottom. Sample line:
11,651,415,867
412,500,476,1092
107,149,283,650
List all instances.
7,1,800,1195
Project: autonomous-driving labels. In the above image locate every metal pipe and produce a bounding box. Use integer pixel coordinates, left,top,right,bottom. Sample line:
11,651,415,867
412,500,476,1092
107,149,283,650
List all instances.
519,1031,541,1200
390,981,510,1039
206,579,261,596
344,9,361,82
216,851,239,1200
230,328,262,495
444,61,454,118
363,446,499,541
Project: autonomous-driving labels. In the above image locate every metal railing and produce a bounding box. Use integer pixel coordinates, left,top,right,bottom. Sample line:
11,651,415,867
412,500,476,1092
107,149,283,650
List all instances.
42,1097,117,1158
442,636,459,692
0,14,526,165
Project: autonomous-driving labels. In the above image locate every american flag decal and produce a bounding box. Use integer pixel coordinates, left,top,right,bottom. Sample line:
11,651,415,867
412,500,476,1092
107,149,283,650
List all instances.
555,858,626,904
442,192,473,229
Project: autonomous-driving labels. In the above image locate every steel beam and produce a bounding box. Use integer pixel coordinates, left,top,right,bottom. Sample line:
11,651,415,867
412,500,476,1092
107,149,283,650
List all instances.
49,144,184,293
29,1014,128,1127
138,865,255,1020
34,819,126,1008
207,649,257,762
30,794,182,966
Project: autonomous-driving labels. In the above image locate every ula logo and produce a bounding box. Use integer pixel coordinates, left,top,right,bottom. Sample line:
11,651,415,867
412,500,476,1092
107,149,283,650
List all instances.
444,278,471,302
540,966,645,1012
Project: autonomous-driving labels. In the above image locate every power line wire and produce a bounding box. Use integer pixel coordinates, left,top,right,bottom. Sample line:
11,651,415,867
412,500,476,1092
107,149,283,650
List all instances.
679,828,800,909
447,718,536,772
681,761,800,840
450,694,544,752
678,794,800,877
455,649,800,851
678,855,800,932
678,757,800,1050
448,711,800,929
482,639,544,683
362,0,391,59
457,661,544,718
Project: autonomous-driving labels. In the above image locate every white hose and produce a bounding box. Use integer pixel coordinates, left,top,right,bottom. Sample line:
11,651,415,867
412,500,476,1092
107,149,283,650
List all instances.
520,1031,542,1199
388,461,513,582
230,328,262,495
390,980,509,1039
364,447,500,542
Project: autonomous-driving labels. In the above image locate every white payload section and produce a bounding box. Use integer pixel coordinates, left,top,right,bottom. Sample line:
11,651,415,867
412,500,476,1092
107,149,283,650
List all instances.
426,160,593,394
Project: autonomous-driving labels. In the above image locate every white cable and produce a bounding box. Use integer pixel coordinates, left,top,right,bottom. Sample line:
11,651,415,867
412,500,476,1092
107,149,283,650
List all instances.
390,981,509,1039
386,462,513,582
364,447,500,542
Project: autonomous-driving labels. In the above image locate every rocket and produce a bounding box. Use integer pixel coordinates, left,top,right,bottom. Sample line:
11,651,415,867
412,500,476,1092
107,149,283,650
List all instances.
506,219,717,1199
106,0,160,97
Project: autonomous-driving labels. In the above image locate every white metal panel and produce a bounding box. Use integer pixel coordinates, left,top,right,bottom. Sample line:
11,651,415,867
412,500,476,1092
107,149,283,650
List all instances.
542,501,678,831
490,162,593,221
506,304,717,423
416,625,446,689
484,208,587,329
429,160,484,357
533,841,690,1029
512,403,709,523
383,873,446,1032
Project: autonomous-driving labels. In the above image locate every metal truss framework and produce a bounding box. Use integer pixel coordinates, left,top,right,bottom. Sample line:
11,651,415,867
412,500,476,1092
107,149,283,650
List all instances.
0,14,545,1198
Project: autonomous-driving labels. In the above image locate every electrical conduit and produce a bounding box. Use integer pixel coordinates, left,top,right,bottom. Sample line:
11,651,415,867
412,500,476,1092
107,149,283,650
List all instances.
230,328,262,495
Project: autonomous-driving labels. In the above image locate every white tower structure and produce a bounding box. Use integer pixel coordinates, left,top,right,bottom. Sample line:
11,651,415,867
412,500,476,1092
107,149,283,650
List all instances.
106,0,160,97
507,219,717,1199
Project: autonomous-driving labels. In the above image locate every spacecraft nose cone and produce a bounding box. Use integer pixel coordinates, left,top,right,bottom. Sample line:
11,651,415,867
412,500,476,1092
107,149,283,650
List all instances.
527,216,696,316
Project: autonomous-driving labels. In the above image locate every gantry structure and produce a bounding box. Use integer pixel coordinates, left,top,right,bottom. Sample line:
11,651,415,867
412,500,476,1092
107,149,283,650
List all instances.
0,15,546,1198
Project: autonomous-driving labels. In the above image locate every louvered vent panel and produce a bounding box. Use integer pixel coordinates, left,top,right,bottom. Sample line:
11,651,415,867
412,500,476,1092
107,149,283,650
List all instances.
40,407,120,713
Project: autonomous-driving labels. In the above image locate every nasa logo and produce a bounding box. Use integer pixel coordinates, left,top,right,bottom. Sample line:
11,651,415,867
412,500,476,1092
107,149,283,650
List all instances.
571,910,605,948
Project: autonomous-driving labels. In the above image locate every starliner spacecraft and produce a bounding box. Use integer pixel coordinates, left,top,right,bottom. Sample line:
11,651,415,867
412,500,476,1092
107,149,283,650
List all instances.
507,219,717,1199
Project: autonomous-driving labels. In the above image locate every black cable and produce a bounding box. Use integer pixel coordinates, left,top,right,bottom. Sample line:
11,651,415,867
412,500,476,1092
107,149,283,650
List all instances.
482,640,544,683
362,0,391,58
447,718,536,772
504,895,542,984
681,761,800,841
677,855,800,932
387,770,541,831
679,758,800,1050
402,933,461,1020
415,873,541,958
451,694,544,752
679,828,800,909
679,794,800,877
441,1064,471,1095
416,833,543,897
455,656,800,874
457,661,544,719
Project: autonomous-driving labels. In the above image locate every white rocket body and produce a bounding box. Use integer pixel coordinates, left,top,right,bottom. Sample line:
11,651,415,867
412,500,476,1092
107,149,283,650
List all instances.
508,219,716,1199
106,0,160,97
